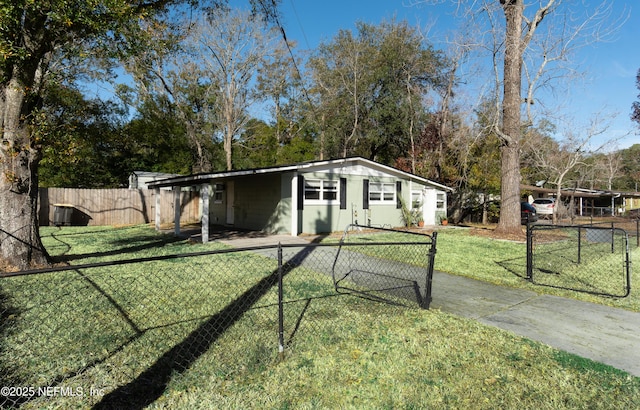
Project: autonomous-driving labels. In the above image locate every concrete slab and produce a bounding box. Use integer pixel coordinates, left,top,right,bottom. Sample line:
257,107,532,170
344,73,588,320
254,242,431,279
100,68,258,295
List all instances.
216,234,311,248
430,272,539,319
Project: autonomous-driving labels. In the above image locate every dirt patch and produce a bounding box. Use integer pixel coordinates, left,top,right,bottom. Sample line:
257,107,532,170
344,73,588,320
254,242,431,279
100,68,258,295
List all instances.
469,227,527,243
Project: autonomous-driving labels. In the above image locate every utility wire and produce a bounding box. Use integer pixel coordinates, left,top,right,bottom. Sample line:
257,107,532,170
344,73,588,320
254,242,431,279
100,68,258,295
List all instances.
264,0,315,108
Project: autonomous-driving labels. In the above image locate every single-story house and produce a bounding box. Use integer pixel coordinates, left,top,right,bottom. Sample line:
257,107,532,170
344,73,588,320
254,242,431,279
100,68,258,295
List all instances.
146,157,452,242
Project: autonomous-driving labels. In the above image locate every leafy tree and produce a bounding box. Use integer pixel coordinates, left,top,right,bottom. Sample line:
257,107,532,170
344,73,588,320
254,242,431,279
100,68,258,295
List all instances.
234,118,316,168
405,99,502,224
633,69,640,129
308,28,368,158
234,119,278,168
38,85,130,187
120,53,221,173
39,88,201,188
123,97,202,175
0,0,279,270
256,41,304,149
308,19,447,163
616,144,640,191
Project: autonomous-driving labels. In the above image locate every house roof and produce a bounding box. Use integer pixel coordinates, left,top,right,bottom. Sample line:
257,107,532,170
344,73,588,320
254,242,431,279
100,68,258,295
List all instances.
146,157,452,191
131,171,183,178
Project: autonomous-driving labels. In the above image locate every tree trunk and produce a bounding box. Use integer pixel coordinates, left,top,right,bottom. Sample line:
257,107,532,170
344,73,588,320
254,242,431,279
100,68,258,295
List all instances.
497,142,522,231
224,129,233,171
482,193,489,225
224,93,234,171
0,78,49,270
496,0,524,234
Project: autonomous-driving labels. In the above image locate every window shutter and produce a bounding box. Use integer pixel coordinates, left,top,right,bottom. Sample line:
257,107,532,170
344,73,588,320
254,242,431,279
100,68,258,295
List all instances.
340,177,347,209
363,179,369,209
396,181,402,209
297,175,304,210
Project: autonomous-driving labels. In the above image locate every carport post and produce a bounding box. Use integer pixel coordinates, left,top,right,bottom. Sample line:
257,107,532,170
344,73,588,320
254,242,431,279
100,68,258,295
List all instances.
201,184,209,243
154,188,161,231
174,186,181,236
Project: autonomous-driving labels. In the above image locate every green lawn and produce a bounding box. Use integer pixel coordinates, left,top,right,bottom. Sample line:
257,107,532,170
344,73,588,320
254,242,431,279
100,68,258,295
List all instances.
0,224,637,409
431,228,640,311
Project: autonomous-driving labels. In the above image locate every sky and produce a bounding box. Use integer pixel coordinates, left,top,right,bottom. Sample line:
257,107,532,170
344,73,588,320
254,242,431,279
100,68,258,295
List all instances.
274,0,640,150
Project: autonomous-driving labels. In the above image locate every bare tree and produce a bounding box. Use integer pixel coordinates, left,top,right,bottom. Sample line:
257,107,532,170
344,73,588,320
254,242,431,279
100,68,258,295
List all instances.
597,149,623,215
413,0,626,233
191,9,280,171
124,30,219,173
523,116,612,223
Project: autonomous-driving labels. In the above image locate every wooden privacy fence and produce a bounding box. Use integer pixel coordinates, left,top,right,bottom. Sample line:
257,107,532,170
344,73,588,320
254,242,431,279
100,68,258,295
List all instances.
39,188,200,227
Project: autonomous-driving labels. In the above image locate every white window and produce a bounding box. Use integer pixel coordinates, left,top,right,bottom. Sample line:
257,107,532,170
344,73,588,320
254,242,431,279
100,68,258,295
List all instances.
213,183,224,203
436,192,446,209
304,179,338,203
369,182,395,204
411,191,422,208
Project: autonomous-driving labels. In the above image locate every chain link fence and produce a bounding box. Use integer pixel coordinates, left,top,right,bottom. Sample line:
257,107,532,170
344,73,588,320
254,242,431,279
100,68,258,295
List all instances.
527,224,631,297
0,225,436,408
580,218,640,248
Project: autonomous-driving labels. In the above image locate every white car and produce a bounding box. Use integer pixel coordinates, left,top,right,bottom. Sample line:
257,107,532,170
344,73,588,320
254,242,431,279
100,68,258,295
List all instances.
532,198,555,215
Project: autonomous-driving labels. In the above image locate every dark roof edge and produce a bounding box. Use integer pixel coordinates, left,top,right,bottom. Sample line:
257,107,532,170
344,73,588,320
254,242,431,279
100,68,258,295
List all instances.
146,157,453,191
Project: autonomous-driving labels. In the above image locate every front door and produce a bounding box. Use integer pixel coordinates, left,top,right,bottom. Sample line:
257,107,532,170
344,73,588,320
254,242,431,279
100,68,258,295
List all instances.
226,181,235,224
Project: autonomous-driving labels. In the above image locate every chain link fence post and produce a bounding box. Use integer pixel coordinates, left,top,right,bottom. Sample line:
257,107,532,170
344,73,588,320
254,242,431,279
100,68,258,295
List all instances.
277,243,285,361
422,231,437,309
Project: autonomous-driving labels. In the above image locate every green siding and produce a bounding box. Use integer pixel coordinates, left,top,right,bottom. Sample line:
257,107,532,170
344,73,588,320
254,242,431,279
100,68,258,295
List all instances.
205,165,446,235
300,172,416,234
207,173,292,234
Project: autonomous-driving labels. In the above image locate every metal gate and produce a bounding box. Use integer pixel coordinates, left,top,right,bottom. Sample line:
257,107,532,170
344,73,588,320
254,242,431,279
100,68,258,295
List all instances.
526,224,631,297
330,224,437,309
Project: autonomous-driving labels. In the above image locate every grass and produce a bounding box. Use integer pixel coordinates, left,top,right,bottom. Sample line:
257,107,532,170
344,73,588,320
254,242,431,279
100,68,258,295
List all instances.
430,228,640,311
0,224,638,409
329,226,640,310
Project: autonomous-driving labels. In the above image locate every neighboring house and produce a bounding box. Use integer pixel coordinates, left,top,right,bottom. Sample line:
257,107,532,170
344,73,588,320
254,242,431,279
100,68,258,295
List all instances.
129,171,183,190
147,157,452,242
623,195,640,215
522,184,640,217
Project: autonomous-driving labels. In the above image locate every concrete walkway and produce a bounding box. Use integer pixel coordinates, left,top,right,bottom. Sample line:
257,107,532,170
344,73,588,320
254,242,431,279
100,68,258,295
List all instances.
429,272,640,377
213,233,640,377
